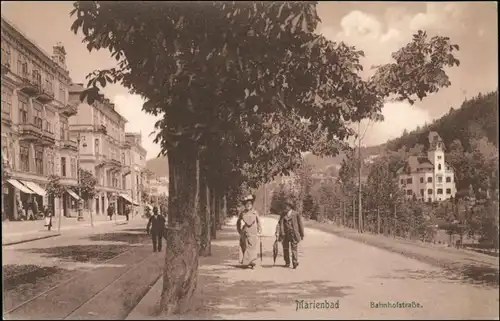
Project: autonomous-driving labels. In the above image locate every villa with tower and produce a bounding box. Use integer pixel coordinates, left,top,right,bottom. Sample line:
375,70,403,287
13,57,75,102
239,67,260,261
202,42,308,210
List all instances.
397,131,457,202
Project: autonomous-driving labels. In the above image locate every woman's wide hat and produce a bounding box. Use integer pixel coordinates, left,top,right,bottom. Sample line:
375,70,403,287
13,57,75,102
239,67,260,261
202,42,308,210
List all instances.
241,194,255,203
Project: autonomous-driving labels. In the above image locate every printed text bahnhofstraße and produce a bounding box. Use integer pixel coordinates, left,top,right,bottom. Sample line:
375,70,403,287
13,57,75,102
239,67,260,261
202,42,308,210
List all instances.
370,301,423,309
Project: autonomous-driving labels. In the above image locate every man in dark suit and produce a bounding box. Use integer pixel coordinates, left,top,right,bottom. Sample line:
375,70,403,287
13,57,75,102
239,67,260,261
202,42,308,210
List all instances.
275,200,304,269
146,206,166,252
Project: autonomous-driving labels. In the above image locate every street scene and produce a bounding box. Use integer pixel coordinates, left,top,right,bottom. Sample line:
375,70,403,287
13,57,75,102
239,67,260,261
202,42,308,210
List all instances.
1,1,499,320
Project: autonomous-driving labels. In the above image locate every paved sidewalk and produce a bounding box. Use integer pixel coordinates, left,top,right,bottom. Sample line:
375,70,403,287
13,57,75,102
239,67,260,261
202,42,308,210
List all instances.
127,216,498,320
2,214,134,246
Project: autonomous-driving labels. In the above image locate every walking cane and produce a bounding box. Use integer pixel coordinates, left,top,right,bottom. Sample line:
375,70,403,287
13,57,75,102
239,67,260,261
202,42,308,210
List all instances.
260,237,263,262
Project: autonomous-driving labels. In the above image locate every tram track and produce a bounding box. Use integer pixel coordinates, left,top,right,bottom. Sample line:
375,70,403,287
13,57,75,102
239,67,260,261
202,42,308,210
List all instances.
3,240,157,320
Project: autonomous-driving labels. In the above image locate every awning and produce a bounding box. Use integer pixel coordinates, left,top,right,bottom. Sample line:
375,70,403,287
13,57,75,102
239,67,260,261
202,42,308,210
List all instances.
19,180,46,197
119,193,139,206
67,189,81,200
7,179,35,194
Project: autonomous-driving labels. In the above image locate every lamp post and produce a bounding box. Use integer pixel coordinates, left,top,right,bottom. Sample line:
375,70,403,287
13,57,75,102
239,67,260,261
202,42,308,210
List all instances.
76,133,87,222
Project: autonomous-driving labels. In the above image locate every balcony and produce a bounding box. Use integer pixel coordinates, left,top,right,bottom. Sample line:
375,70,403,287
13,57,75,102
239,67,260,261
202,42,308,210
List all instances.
1,112,12,126
18,123,42,142
60,103,78,117
19,73,41,96
40,130,56,146
61,139,78,152
93,124,107,135
36,85,55,104
96,154,114,168
1,50,10,76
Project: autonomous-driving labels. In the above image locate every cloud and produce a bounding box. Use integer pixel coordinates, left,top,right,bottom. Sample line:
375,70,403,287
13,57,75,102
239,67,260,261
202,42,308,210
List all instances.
360,101,432,146
410,3,466,32
113,94,162,159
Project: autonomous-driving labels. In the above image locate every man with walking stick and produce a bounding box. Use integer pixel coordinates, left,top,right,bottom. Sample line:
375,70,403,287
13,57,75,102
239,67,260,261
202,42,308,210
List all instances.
275,199,304,269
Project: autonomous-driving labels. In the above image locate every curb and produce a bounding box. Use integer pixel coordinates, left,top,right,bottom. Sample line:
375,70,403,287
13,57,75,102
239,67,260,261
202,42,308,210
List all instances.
125,272,163,320
2,233,61,247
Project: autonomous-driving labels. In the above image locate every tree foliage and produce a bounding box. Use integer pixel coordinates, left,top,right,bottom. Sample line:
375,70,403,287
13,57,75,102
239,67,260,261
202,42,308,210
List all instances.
45,175,66,199
78,168,97,201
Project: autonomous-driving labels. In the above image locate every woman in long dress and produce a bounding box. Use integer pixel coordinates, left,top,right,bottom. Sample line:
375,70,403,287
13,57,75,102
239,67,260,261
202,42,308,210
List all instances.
236,194,262,269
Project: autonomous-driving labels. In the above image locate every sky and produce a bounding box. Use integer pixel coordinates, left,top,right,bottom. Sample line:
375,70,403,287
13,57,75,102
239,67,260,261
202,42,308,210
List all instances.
1,1,498,157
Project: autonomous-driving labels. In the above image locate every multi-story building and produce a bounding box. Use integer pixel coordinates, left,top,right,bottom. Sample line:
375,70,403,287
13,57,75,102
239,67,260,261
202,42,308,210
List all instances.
1,17,80,220
68,85,148,216
397,131,457,202
124,132,147,209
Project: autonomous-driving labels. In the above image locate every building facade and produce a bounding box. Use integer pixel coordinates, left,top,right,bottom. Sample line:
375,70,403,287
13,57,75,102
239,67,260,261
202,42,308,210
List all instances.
67,85,148,217
397,131,457,202
124,132,147,207
1,17,80,220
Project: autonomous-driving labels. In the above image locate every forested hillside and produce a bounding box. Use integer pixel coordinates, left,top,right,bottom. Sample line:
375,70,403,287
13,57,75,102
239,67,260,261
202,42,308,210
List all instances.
387,91,498,151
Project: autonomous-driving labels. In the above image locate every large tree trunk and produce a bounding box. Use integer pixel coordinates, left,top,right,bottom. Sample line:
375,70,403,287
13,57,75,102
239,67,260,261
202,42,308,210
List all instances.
210,187,217,239
215,189,222,230
199,161,211,256
160,143,200,315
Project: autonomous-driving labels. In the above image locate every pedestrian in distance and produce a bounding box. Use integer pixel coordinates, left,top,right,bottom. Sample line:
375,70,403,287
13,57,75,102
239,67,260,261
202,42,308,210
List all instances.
43,205,53,231
125,204,131,221
146,206,166,253
275,199,304,269
107,203,114,221
236,194,262,269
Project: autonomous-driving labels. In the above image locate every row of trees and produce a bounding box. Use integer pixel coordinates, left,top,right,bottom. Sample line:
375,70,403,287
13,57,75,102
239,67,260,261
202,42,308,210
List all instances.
45,169,98,229
69,1,460,314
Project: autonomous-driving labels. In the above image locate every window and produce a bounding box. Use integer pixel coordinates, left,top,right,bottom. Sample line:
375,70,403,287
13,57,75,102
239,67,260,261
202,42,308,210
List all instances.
406,178,412,184
35,147,43,175
1,43,11,66
47,149,54,175
427,177,432,183
437,155,442,160
32,69,41,87
406,190,413,196
437,188,443,195
428,198,432,203
420,177,424,183
61,157,67,177
400,179,404,184
33,107,43,129
44,120,53,133
20,144,30,172
437,176,443,183
121,152,125,164
45,74,54,94
70,158,77,178
95,138,100,155
427,189,433,195
420,189,424,196
446,188,452,195
59,86,65,104
446,176,451,183
1,88,12,119
438,163,442,170
60,119,68,141
19,98,28,124
17,54,28,77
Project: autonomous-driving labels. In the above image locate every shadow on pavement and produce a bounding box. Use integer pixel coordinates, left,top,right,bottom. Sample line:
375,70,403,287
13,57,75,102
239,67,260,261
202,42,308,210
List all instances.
375,265,499,288
3,264,64,291
189,272,352,318
87,231,148,244
21,244,127,263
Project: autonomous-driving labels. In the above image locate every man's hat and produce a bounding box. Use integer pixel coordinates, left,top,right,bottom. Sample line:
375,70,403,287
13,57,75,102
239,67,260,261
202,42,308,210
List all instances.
241,195,255,203
285,199,296,208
